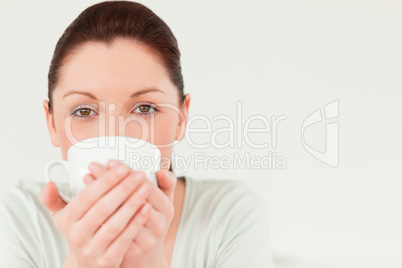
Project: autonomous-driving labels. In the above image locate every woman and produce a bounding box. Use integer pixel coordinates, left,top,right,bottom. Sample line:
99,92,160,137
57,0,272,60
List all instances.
0,1,274,267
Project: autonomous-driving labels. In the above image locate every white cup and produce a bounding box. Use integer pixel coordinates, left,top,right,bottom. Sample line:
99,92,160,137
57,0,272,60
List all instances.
44,136,161,203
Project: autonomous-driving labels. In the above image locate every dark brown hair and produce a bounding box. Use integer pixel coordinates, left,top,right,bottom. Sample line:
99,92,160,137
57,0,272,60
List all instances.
47,0,185,114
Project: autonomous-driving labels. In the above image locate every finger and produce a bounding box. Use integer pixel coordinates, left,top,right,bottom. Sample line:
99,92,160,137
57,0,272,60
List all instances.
78,170,147,240
90,184,152,255
155,170,177,202
106,158,120,169
106,161,174,214
108,161,173,213
67,163,131,221
106,203,152,262
88,161,109,178
82,161,107,186
83,161,108,186
144,176,174,214
83,173,95,186
131,223,159,255
39,181,67,216
142,205,171,238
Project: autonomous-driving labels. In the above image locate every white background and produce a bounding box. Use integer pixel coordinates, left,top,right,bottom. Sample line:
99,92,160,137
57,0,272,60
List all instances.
0,1,401,267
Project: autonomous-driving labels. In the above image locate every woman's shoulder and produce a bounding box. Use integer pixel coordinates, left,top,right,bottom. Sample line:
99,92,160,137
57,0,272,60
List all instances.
172,176,273,267
0,180,47,214
0,180,68,267
0,180,52,231
180,175,269,223
183,175,266,205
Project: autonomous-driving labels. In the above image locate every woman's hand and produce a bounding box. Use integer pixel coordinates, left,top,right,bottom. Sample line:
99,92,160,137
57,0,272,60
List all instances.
39,160,153,268
85,160,176,268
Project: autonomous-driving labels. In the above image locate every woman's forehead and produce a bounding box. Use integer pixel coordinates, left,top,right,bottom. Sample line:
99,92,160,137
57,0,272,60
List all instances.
55,39,175,98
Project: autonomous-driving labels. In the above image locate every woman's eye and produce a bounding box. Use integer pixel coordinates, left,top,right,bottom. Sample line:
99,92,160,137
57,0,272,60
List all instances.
71,108,96,119
133,104,157,115
70,104,157,119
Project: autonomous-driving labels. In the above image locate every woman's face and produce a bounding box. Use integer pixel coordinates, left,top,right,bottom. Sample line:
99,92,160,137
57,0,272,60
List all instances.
43,39,190,171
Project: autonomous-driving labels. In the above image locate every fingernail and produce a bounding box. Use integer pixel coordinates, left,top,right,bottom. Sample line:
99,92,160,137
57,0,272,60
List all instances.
108,159,118,168
138,185,149,196
89,162,100,172
133,171,145,181
83,174,94,185
116,165,128,176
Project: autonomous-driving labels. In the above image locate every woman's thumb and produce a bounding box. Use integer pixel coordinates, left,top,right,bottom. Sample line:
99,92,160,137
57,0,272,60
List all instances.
156,170,177,202
39,181,66,215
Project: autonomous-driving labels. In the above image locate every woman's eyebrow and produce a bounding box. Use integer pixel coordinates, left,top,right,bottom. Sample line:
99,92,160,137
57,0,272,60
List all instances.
62,88,165,100
130,88,165,98
63,90,97,100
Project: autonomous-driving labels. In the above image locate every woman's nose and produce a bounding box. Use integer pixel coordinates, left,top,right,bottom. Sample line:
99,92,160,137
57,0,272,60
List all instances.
99,108,148,138
101,112,124,137
97,103,121,137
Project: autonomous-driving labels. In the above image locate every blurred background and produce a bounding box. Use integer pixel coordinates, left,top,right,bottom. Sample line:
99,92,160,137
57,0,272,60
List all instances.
0,1,401,267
